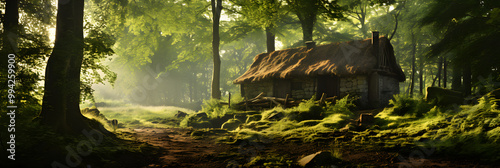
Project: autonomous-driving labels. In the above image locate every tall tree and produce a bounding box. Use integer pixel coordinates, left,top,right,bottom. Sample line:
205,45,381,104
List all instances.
40,0,89,133
286,0,344,42
2,0,18,55
211,0,223,99
227,0,287,51
422,0,500,96
1,0,19,101
409,32,416,96
1,0,54,109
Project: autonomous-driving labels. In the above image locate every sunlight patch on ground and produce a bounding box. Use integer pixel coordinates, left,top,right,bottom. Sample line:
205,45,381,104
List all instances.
98,106,195,128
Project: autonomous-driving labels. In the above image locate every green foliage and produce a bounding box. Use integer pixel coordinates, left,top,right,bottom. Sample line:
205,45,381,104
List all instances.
389,94,433,117
426,94,500,161
245,153,293,167
201,99,232,119
421,0,500,86
372,93,500,162
219,96,357,143
97,105,194,128
80,20,117,102
325,95,356,116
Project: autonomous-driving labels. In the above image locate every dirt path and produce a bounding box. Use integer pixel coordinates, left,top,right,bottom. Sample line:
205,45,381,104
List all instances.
130,128,230,168
125,127,498,168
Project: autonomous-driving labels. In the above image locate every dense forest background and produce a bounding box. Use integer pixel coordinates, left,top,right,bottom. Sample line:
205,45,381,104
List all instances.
1,0,499,109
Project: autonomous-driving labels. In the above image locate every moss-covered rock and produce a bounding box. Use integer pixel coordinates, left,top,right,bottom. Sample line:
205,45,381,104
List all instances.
221,119,242,130
246,114,262,123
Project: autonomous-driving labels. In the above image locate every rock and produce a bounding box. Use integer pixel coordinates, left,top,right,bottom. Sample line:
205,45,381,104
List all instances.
298,151,342,167
426,87,464,106
221,119,242,130
194,112,208,119
358,113,374,126
299,120,321,126
110,119,118,131
82,107,101,117
267,111,285,121
174,111,188,118
339,124,350,132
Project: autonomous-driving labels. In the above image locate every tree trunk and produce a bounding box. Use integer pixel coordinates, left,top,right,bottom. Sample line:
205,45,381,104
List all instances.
443,57,447,88
463,62,472,96
437,57,442,87
265,26,275,53
299,17,315,42
419,59,424,95
388,10,400,41
2,0,19,53
451,62,462,91
290,0,317,42
409,33,416,96
40,0,89,133
211,0,222,99
1,0,19,74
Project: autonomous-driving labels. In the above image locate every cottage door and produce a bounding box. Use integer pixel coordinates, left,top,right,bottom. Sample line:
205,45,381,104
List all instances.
316,75,340,98
273,79,291,98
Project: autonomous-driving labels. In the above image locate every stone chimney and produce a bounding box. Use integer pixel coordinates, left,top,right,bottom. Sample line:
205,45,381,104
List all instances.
372,31,380,69
305,41,316,49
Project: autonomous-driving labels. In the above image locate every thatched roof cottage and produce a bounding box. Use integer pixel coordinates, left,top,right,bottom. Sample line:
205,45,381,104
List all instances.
233,32,405,108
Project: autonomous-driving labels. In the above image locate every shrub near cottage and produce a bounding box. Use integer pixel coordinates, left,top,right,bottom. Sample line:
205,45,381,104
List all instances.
389,94,433,117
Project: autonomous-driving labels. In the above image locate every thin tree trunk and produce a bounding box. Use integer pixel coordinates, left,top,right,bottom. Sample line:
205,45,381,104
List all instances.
419,59,424,95
388,10,400,41
437,57,442,87
211,0,222,99
451,62,461,91
265,26,275,53
40,0,89,133
463,62,472,96
409,33,416,96
443,57,447,88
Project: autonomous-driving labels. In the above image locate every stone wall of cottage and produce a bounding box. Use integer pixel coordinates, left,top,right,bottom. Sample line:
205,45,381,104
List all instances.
379,75,400,106
241,75,399,107
242,80,273,99
339,76,368,94
339,76,369,106
291,78,316,99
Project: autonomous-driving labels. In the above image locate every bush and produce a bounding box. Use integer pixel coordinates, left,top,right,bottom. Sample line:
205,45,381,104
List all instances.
200,99,231,119
324,95,356,117
389,94,433,117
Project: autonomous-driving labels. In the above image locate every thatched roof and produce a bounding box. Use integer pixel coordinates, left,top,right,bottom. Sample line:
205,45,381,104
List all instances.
234,37,405,84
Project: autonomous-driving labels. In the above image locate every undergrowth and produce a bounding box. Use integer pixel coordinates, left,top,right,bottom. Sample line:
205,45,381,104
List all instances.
389,94,433,117
227,95,357,143
374,92,500,162
0,103,161,167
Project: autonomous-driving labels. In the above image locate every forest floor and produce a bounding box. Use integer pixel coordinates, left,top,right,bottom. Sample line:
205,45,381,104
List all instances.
91,95,500,167
124,126,495,168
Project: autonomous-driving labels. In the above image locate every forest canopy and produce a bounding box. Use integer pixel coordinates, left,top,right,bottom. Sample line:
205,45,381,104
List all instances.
1,0,498,110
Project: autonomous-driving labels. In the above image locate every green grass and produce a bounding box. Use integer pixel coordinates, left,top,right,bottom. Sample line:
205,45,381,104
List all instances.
371,93,500,161
97,105,194,128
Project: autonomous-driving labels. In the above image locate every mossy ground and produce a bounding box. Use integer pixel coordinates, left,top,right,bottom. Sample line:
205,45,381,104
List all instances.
3,93,499,167
177,94,500,167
